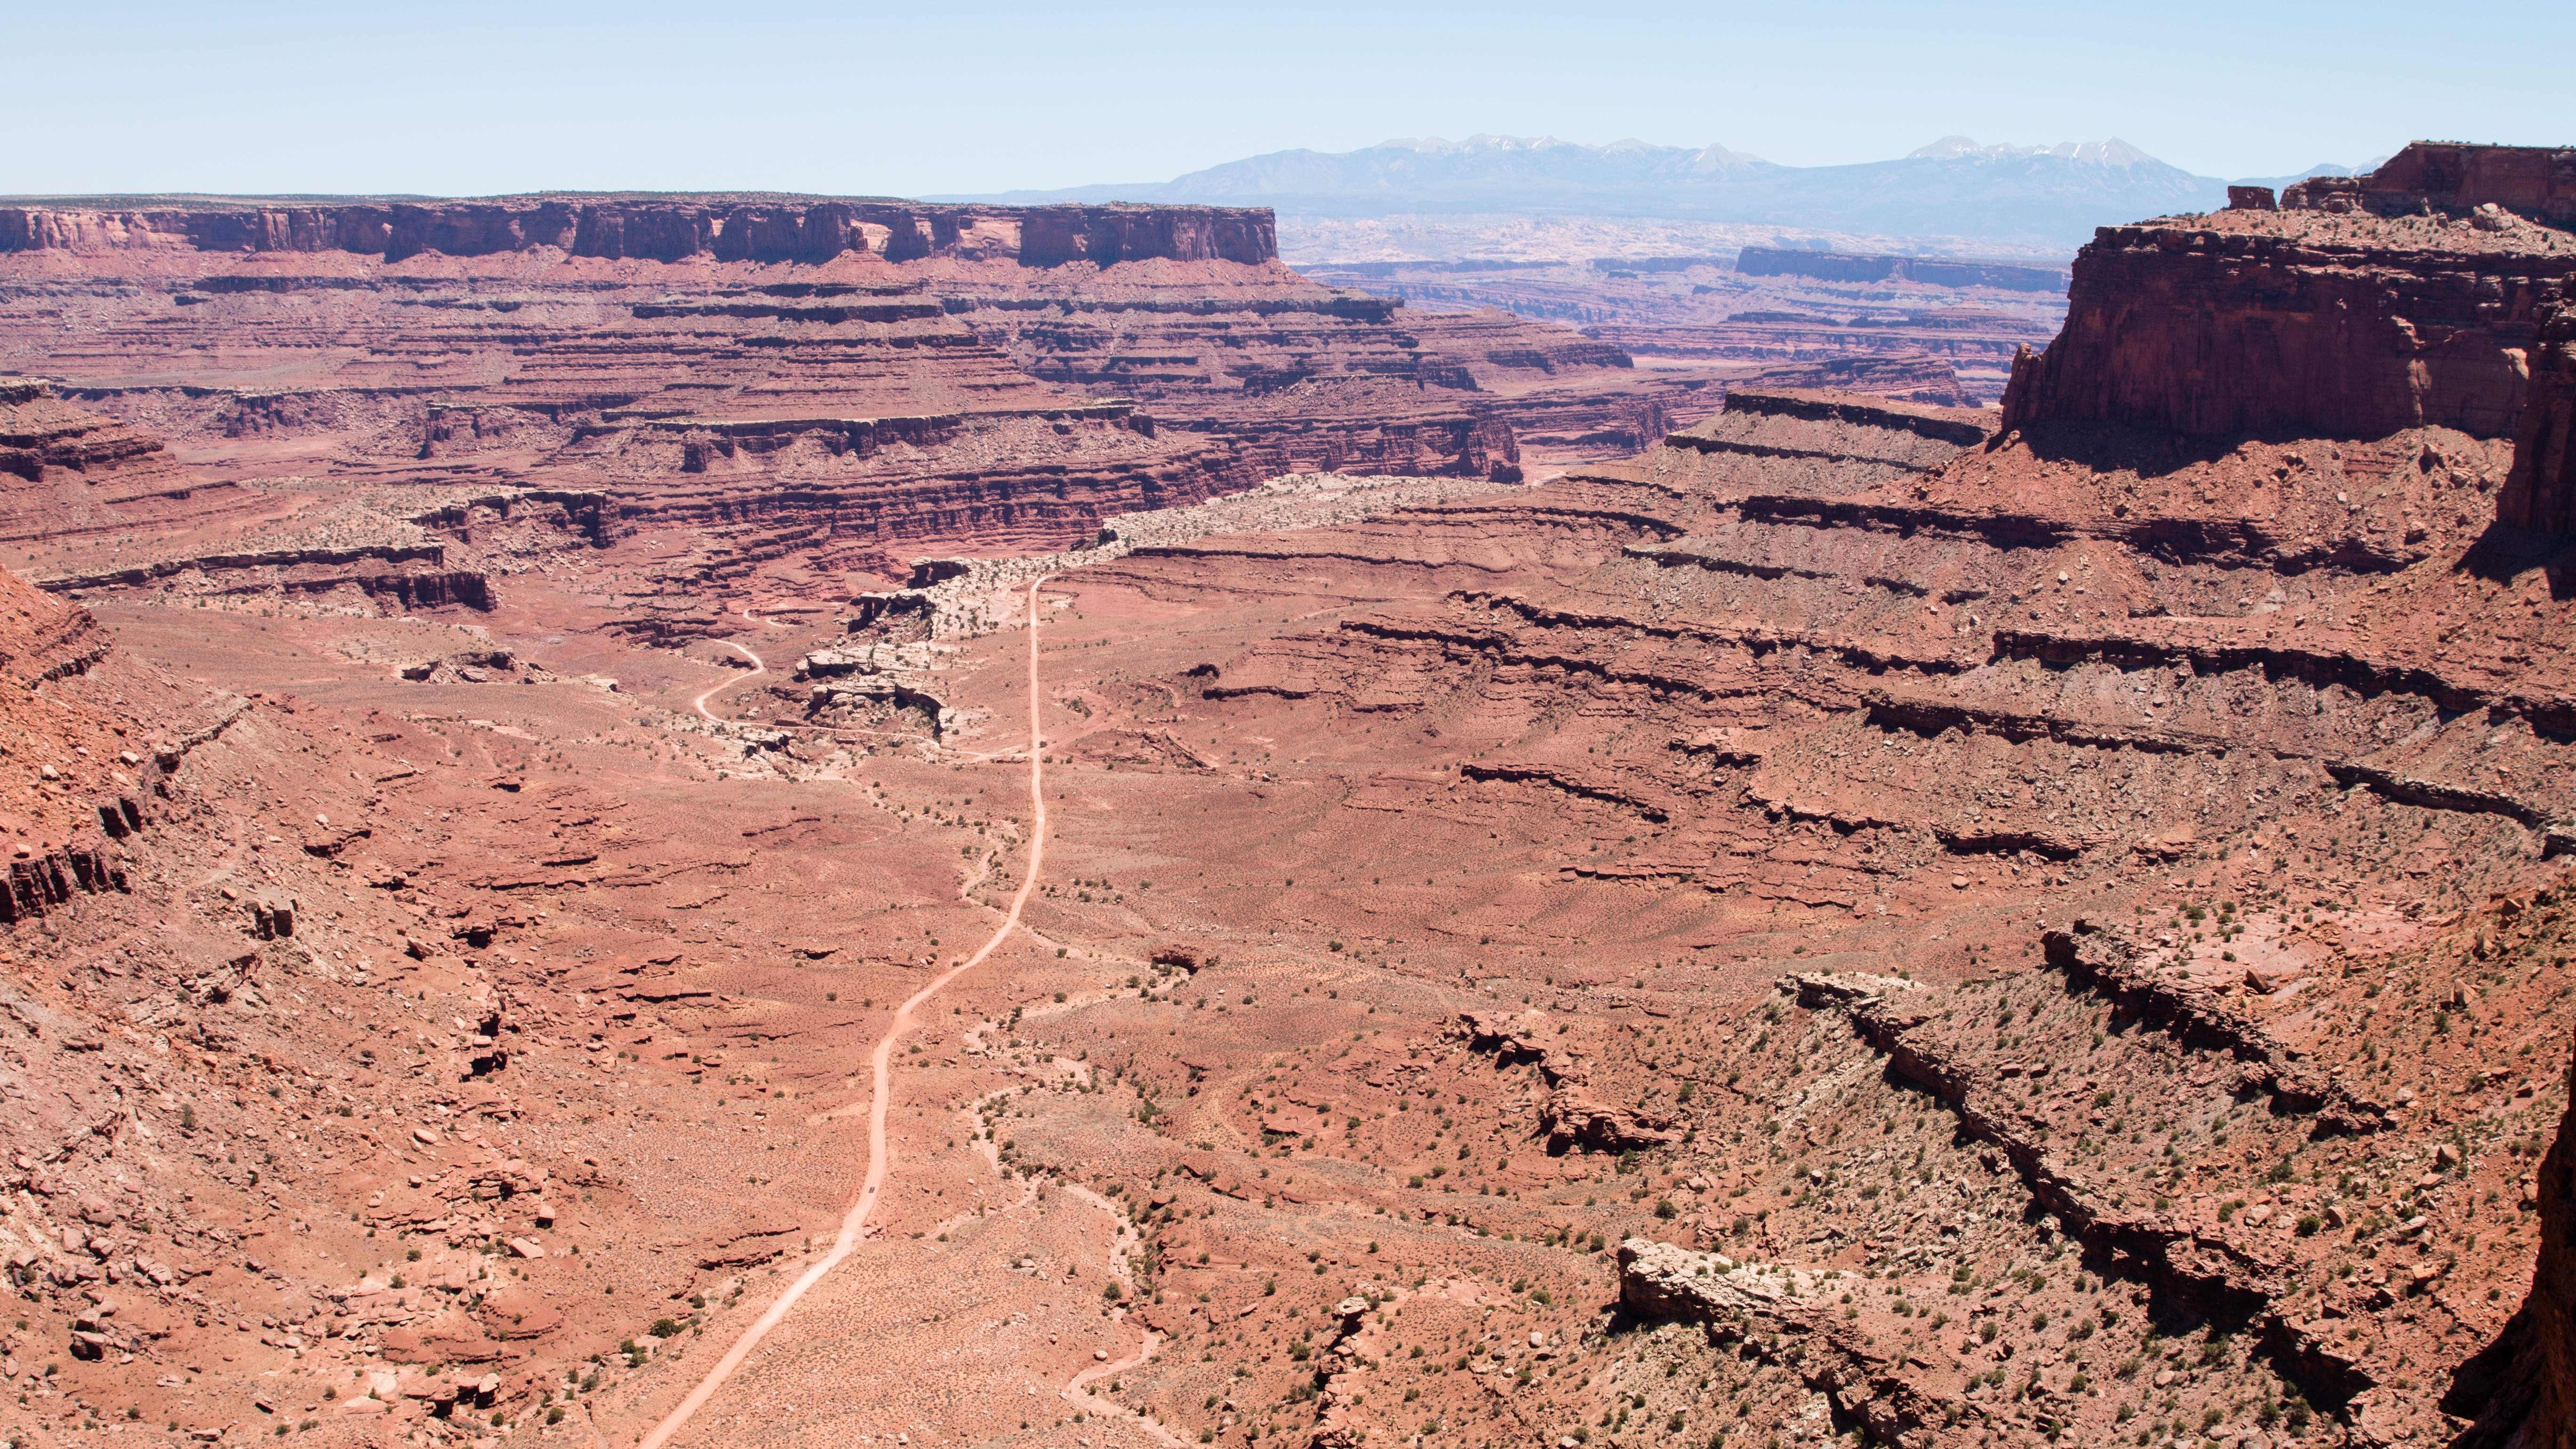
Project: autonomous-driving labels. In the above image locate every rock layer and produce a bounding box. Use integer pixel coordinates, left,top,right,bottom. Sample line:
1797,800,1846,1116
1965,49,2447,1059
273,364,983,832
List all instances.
2002,207,2576,439
0,195,1278,266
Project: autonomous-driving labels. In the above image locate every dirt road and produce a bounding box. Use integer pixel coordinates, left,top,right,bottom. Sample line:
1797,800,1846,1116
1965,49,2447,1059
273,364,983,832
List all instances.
640,580,1051,1449
691,640,765,723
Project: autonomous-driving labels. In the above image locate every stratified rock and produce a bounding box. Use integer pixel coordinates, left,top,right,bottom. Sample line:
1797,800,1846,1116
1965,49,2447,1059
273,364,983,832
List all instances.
1734,352,1975,408
0,196,1277,265
1733,247,2068,292
1455,1010,1586,1086
2002,195,2576,440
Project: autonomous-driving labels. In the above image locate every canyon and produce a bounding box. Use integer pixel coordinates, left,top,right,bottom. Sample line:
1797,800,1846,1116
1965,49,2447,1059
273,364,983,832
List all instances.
0,140,2572,1449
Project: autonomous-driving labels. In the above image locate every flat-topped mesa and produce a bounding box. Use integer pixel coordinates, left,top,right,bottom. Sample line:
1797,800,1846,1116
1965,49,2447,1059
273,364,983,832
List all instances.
2282,141,2576,227
0,196,1278,266
1711,385,1998,447
1734,245,2070,293
2000,150,2576,441
1731,351,1977,409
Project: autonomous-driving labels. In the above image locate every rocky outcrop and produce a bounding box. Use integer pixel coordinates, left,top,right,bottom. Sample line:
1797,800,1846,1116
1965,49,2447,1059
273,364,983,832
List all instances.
2001,207,2576,440
1734,352,1975,407
0,197,1278,266
1587,306,2056,408
1303,1293,1379,1449
0,376,169,479
2284,142,2576,228
2041,921,2387,1134
1453,1010,1586,1085
1690,385,1997,451
1153,379,1521,483
0,378,229,545
1538,1089,1677,1153
1615,1238,1812,1321
1615,1241,1954,1449
2500,287,2576,534
4,841,132,923
35,545,494,612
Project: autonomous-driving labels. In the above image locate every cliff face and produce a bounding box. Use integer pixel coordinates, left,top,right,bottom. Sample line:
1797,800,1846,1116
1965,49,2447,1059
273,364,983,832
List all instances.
0,196,1278,266
0,374,171,479
0,185,1755,600
2443,1024,2576,1449
1035,174,2576,1445
2500,288,2576,533
2002,206,2576,440
2527,1042,2576,1449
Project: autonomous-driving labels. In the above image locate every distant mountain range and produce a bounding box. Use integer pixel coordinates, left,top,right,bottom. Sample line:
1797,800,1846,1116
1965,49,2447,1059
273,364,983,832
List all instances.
938,135,2379,252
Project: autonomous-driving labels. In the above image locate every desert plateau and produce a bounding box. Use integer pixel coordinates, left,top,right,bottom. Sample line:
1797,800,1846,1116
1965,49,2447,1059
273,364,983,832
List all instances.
0,129,2573,1449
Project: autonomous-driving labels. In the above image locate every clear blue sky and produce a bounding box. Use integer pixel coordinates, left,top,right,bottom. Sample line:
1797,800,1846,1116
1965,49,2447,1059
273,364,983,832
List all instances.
4,0,2566,197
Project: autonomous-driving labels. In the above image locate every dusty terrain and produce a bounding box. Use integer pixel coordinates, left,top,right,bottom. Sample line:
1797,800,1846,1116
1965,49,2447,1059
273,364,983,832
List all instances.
3,146,2576,1449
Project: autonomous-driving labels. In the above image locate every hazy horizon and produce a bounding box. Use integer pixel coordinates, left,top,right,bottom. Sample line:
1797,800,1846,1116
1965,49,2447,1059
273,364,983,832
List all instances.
4,0,2566,198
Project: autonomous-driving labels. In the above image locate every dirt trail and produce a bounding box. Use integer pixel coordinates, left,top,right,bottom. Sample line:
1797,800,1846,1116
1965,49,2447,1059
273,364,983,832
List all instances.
640,579,1051,1449
1054,1182,1180,1443
1063,1328,1183,1447
691,640,764,722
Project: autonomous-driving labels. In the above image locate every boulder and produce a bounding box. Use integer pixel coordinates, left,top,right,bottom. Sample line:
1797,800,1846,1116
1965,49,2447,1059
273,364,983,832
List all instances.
799,647,882,678
1789,972,1916,1007
1616,1238,1811,1322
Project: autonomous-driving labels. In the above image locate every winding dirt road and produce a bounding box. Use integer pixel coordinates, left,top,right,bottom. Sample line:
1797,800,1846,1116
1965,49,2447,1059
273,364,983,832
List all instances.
691,640,765,723
639,580,1051,1449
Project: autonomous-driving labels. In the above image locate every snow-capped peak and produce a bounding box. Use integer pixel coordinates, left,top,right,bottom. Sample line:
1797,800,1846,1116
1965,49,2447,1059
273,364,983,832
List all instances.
1908,136,2165,168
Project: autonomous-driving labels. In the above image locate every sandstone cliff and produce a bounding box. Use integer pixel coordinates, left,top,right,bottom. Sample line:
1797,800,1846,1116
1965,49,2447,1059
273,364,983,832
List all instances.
2284,141,2576,229
2501,286,2576,534
2002,206,2576,439
0,196,1278,266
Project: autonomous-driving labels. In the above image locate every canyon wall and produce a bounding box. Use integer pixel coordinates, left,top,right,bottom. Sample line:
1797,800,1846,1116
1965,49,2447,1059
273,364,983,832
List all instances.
2002,204,2576,440
2500,287,2576,533
0,204,1679,604
1018,165,2576,1445
0,196,1279,266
